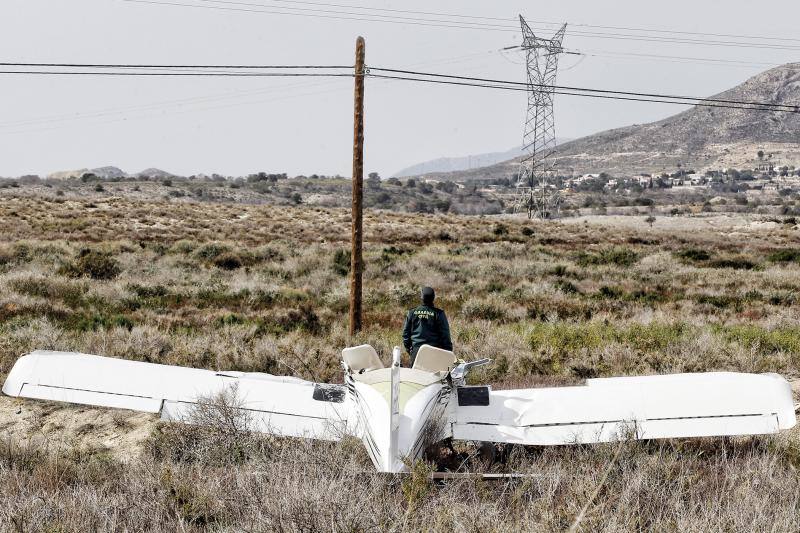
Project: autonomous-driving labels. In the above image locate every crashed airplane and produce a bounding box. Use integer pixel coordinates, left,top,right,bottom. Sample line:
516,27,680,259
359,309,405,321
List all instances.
2,345,796,473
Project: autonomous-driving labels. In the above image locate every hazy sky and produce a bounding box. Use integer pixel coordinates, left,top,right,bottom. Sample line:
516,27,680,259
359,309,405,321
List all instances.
1,0,798,178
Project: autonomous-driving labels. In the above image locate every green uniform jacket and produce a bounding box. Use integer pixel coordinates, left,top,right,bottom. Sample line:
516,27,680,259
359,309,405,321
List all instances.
402,305,453,363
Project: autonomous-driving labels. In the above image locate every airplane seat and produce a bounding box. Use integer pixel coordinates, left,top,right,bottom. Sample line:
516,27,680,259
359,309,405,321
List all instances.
342,344,384,373
412,345,456,373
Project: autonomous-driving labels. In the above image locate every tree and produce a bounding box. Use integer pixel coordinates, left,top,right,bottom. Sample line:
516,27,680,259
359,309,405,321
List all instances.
757,150,765,160
418,183,434,194
366,172,381,189
435,181,457,193
645,215,656,228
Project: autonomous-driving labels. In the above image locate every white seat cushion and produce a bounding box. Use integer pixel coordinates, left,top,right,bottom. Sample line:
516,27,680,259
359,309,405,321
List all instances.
353,367,443,387
342,344,384,373
413,345,455,373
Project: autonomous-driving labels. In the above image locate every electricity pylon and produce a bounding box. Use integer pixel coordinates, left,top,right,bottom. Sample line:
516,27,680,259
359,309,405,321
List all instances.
514,17,567,219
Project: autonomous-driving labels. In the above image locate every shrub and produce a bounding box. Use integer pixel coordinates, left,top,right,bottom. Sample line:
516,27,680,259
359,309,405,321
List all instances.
706,256,757,270
528,321,691,358
577,248,639,267
554,279,579,294
10,277,86,306
0,246,13,266
195,243,229,261
695,294,740,309
332,249,351,276
462,301,507,322
60,249,121,280
768,292,796,306
486,281,505,293
69,312,133,331
676,248,711,262
597,285,623,299
767,249,800,263
492,223,508,236
715,325,800,355
521,226,534,237
275,304,321,334
128,284,169,299
213,252,243,270
171,240,197,254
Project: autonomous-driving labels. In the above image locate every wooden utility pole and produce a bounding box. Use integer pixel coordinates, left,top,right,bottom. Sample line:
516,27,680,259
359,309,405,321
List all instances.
349,36,365,337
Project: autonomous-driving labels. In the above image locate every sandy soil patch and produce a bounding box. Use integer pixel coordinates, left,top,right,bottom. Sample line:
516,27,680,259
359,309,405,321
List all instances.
0,395,158,461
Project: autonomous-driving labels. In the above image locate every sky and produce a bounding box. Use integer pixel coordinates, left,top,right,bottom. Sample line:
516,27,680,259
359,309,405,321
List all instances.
0,0,799,178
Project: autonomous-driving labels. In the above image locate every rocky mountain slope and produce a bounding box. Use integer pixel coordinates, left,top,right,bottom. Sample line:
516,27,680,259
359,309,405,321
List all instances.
424,63,800,180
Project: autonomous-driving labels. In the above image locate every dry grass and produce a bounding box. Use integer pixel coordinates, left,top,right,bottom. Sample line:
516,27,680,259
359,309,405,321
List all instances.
1,188,800,530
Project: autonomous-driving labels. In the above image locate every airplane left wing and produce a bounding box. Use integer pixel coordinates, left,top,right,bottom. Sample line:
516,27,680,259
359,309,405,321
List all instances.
450,372,797,445
2,350,347,440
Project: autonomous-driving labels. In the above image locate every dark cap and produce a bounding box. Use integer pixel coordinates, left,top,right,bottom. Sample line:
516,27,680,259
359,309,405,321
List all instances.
421,286,435,305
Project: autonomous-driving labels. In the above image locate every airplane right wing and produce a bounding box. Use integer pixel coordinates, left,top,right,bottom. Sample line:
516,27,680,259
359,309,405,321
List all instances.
3,350,347,440
450,372,797,445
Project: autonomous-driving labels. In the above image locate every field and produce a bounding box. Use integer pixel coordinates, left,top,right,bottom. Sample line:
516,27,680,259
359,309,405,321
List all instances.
2,187,800,531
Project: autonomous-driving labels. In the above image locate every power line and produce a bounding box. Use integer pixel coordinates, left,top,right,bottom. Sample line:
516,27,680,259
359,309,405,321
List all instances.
120,0,520,32
0,78,354,135
0,70,353,77
369,67,800,112
120,0,800,52
579,50,781,69
169,0,800,46
0,78,339,129
367,74,800,114
1,63,796,112
0,50,499,133
0,62,350,69
202,0,800,45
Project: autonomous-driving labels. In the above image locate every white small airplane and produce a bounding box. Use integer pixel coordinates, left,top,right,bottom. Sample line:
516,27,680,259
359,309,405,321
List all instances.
3,345,796,473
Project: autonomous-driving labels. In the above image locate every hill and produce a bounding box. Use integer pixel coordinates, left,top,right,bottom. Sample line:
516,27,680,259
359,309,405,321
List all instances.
392,145,525,177
44,167,180,180
392,139,572,178
425,63,800,181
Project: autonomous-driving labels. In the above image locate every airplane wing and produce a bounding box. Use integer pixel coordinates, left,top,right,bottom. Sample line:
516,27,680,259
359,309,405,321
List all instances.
2,350,347,440
450,372,797,445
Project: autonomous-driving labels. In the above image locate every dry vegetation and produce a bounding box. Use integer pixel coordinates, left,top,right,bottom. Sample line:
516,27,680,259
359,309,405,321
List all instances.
2,188,800,531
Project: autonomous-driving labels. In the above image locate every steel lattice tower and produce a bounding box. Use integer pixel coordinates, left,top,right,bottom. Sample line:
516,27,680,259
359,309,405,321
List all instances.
514,17,567,219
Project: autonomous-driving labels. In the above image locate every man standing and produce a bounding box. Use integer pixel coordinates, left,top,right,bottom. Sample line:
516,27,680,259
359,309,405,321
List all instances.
402,287,453,365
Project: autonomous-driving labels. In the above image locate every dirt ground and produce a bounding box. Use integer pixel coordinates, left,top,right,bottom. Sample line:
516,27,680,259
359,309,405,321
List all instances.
559,212,787,232
0,395,158,461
